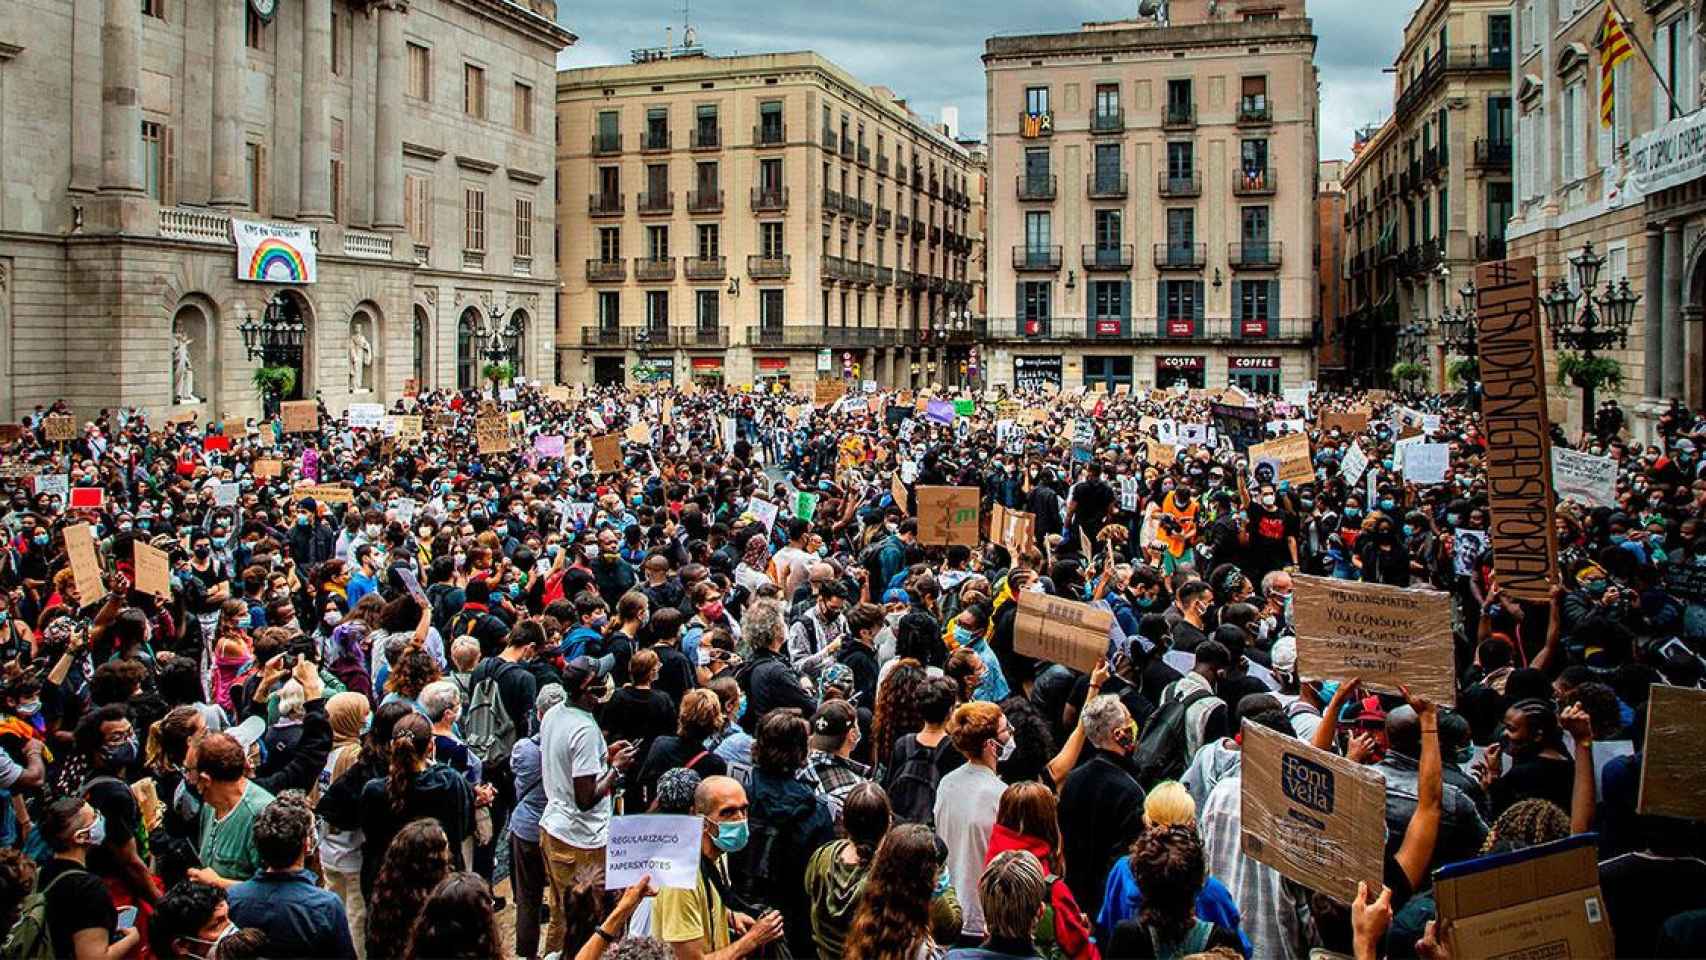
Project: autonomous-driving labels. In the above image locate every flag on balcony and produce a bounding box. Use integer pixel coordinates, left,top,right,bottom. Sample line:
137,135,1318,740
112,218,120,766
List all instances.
1599,5,1633,128
1021,112,1052,138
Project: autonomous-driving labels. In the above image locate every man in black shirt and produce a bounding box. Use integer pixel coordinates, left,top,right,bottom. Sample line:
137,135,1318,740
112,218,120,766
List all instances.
1068,461,1117,547
38,795,139,960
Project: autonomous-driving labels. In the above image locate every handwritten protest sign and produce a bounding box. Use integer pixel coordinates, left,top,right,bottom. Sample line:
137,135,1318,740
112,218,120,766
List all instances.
925,400,956,426
212,482,240,507
1012,590,1112,674
292,484,354,505
794,490,820,521
133,540,171,600
1291,575,1456,705
814,379,846,405
989,502,1036,557
253,459,284,479
533,434,565,459
1475,257,1558,601
748,497,779,533
1240,721,1386,904
43,415,75,442
590,434,622,473
1340,443,1369,485
1402,442,1450,485
605,815,702,890
1551,447,1617,508
475,414,513,455
395,415,424,442
1248,433,1312,487
347,403,384,429
916,486,980,547
33,475,68,507
63,523,106,605
1638,684,1706,820
281,401,319,434
1320,408,1371,435
626,423,653,445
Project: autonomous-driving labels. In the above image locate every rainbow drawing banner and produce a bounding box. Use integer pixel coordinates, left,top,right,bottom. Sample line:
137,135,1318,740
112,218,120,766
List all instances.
232,217,318,284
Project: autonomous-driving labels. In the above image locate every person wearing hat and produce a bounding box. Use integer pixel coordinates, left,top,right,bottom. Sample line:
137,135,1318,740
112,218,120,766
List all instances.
536,655,636,956
287,497,336,569
805,700,870,821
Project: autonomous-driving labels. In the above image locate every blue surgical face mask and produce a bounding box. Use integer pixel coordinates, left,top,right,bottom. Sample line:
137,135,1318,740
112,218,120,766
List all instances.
713,818,749,853
1402,524,1415,538
953,625,977,646
80,812,107,847
1379,499,1396,512
933,866,952,898
1344,507,1362,520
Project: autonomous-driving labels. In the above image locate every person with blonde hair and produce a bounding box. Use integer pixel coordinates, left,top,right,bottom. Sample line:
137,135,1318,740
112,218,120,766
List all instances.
632,688,728,809
935,701,1010,946
1095,784,1248,953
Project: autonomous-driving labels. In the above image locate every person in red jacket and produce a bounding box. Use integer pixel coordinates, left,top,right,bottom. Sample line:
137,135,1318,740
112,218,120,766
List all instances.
984,780,1099,960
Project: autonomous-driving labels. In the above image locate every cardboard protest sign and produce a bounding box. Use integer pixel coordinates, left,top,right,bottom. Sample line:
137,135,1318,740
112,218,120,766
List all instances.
1552,447,1617,508
63,523,107,605
281,401,319,434
1147,441,1177,466
0,424,25,443
43,415,75,442
814,379,846,405
989,502,1036,557
1320,408,1370,435
133,540,171,600
1291,575,1456,705
626,423,653,445
1239,721,1386,904
1475,257,1558,601
253,459,284,479
534,434,565,459
1638,684,1706,819
292,484,354,505
1247,433,1312,487
475,414,513,455
605,815,703,891
1433,836,1614,960
1402,443,1450,485
395,415,424,442
916,486,980,547
590,434,622,473
1012,590,1112,674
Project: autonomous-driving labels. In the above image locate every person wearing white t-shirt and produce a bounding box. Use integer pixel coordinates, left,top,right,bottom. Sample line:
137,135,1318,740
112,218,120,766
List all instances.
772,517,816,599
536,656,636,956
933,700,1011,945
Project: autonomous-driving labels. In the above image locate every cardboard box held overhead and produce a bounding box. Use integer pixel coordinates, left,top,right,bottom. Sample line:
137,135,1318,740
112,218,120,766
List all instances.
1433,834,1613,959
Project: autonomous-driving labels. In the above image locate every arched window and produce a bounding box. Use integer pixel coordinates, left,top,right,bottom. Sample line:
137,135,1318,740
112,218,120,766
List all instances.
456,308,478,390
509,310,528,379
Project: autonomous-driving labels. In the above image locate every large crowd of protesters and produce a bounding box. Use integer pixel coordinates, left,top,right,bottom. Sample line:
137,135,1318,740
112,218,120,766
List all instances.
0,376,1700,960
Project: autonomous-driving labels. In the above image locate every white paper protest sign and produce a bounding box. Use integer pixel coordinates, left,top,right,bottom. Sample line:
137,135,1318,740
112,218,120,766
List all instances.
564,502,595,529
605,815,703,890
1402,443,1450,485
213,482,241,507
1454,529,1489,576
1551,447,1617,508
748,497,779,533
347,403,384,429
1119,476,1139,511
1340,443,1369,486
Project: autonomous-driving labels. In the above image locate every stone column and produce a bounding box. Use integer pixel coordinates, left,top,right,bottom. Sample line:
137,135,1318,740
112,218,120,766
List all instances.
372,0,405,230
99,0,145,194
1665,222,1686,399
297,0,333,221
1645,226,1666,398
210,0,245,207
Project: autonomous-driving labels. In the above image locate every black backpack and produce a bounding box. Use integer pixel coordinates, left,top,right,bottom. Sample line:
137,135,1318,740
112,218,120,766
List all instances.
885,735,952,826
1132,688,1216,788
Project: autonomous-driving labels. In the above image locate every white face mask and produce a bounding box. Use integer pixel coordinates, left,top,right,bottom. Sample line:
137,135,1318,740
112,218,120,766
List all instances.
996,735,1016,762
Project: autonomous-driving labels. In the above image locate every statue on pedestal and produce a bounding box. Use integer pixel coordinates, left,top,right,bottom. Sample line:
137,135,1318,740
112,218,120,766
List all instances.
173,330,200,404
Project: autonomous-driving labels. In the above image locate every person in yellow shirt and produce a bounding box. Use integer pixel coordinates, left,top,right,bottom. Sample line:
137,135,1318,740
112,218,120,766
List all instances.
652,775,784,959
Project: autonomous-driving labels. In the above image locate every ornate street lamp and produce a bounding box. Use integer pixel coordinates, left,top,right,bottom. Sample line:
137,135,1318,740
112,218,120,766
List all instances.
479,298,523,366
238,292,306,416
1538,242,1640,433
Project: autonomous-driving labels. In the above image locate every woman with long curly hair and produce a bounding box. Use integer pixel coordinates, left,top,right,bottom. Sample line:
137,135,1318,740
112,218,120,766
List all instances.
357,712,473,899
870,659,929,774
364,819,453,960
843,823,956,960
1108,827,1243,959
985,781,1098,959
382,646,441,711
404,871,507,960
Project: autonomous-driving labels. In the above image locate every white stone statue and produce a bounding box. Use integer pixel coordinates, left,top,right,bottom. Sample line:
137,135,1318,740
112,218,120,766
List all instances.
348,328,373,392
173,331,200,404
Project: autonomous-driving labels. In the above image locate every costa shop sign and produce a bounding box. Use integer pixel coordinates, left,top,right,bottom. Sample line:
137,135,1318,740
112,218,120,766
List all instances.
1156,355,1205,371
1230,356,1281,370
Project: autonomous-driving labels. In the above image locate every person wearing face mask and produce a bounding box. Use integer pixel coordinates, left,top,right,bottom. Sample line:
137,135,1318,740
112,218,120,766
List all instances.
733,710,836,957
149,880,243,960
225,796,357,959
52,705,158,911
934,700,1012,946
35,796,142,960
1478,697,1576,819
1354,515,1413,587
651,774,786,956
357,712,474,901
1058,694,1147,926
288,498,337,569
804,700,872,821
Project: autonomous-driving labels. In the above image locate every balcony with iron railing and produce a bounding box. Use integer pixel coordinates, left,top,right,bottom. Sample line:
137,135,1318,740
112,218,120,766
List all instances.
674,326,729,348
1016,174,1056,201
1237,97,1272,125
1087,172,1128,199
895,163,908,185
588,193,625,217
1082,244,1134,271
876,266,894,286
1229,241,1283,269
822,255,851,283
641,128,671,152
1397,45,1512,119
687,189,724,214
840,137,854,160
896,214,911,234
1474,234,1507,262
912,172,925,192
684,256,726,280
585,258,626,283
896,268,913,289
580,327,626,347
691,126,721,150
1089,107,1125,133
751,186,788,212
1472,138,1511,170
910,220,925,241
858,145,871,167
876,208,892,230
877,155,890,177
983,315,1313,344
822,129,837,151
637,190,673,215
635,256,675,281
1163,103,1197,129
822,188,842,216
747,254,791,279
754,121,786,146
1158,172,1202,198
856,200,873,224
1422,147,1443,180
1233,167,1276,196
928,225,941,245
1012,246,1063,271
591,132,622,156
747,324,898,348
1154,243,1207,270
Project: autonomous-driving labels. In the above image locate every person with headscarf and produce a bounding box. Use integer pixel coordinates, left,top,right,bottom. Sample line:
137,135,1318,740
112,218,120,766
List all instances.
736,532,774,596
326,622,373,702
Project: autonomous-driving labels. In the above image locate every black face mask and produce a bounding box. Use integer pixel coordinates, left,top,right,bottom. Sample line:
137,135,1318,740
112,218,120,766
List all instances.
193,545,211,560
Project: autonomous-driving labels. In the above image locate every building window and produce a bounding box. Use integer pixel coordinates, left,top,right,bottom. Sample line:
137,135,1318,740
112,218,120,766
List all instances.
245,142,266,212
404,174,432,246
599,226,621,262
331,11,343,74
330,157,345,221
697,223,719,260
1094,83,1120,121
760,222,783,258
598,291,620,331
142,0,164,21
1657,12,1696,122
646,225,669,260
1561,79,1583,182
759,158,783,192
696,290,719,331
514,197,533,258
595,110,619,151
463,63,486,119
696,103,719,145
1093,209,1122,249
406,43,430,100
1090,280,1126,319
1167,141,1194,178
1239,280,1271,320
646,290,669,330
1024,85,1050,115
141,121,172,204
760,289,784,330
1239,76,1268,117
463,187,485,252
1021,282,1051,323
513,82,533,133
244,6,264,49
759,101,784,142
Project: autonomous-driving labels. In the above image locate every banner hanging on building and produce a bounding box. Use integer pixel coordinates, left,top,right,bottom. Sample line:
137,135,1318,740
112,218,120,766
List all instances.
1628,107,1706,199
232,218,318,284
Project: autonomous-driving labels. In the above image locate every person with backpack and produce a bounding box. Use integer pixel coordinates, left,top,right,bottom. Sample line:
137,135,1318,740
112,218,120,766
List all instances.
734,710,835,959
944,849,1051,960
985,781,1099,960
883,674,963,825
1106,827,1245,960
1142,641,1233,786
1057,694,1146,924
451,578,511,658
19,796,139,960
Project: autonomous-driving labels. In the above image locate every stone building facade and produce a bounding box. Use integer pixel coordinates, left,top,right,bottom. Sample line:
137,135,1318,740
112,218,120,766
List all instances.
982,0,1320,394
0,0,573,422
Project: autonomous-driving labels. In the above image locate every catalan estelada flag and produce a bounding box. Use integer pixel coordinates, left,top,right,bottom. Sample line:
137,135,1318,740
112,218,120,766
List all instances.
1600,4,1633,128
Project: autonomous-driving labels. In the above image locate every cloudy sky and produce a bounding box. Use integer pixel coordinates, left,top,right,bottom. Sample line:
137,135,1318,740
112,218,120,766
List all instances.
554,0,1410,161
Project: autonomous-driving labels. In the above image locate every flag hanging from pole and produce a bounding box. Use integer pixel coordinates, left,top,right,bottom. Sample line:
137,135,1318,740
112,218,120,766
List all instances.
1599,5,1633,128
